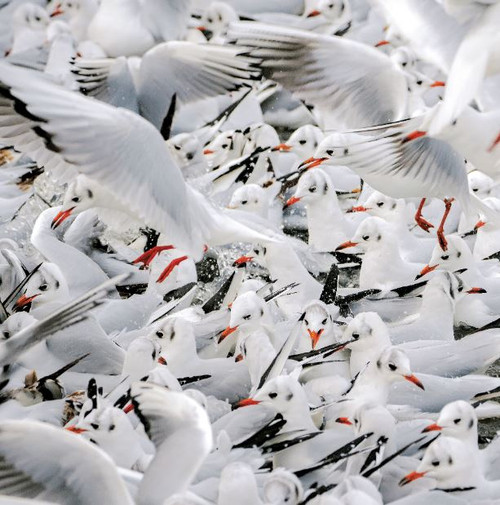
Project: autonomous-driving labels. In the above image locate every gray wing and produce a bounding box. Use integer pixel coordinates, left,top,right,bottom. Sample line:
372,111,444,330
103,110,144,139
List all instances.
226,21,408,128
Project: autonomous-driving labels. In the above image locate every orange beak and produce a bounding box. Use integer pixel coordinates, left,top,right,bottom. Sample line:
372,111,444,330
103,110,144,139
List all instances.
235,353,244,362
307,9,321,17
399,470,427,486
272,143,292,152
303,157,328,169
375,40,390,47
347,206,369,213
50,4,63,17
65,426,87,434
307,328,324,350
430,80,445,88
197,26,207,31
158,356,167,365
335,417,352,426
474,220,486,230
335,240,358,251
416,264,438,279
14,294,40,309
403,130,427,143
237,397,261,407
404,374,425,390
218,325,238,343
233,255,253,266
203,148,214,155
467,287,487,294
422,423,442,433
51,207,75,229
285,196,301,208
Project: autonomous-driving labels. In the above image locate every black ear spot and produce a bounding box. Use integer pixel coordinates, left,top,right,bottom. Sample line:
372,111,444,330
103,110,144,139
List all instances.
87,189,93,198
343,148,349,155
468,419,474,429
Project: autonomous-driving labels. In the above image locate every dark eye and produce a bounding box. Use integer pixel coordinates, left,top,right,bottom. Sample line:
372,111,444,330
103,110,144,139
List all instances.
243,314,251,320
218,14,222,21
431,460,440,467
109,424,115,431
352,332,359,340
402,61,407,67
388,363,397,371
299,140,306,145
35,15,41,21
91,423,99,430
457,251,461,258
326,149,334,156
174,145,181,150
186,153,193,160
377,201,384,207
221,144,228,149
472,188,478,192
362,235,370,241
321,318,327,325
39,284,48,291
72,196,80,203
2,331,9,339
156,331,164,338
309,186,317,193
416,80,423,86
441,255,449,260
241,200,248,205
354,418,358,424
453,418,461,424
268,392,277,399
207,17,213,23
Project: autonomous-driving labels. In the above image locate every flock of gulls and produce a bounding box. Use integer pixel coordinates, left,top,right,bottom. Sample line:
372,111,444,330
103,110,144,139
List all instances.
0,0,499,503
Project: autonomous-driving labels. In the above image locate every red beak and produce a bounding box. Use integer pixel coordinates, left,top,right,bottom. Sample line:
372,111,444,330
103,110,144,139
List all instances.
14,294,39,309
403,130,427,143
307,9,321,17
399,471,427,486
218,325,238,343
307,329,324,350
285,196,301,208
272,143,292,152
416,264,438,279
335,240,358,251
50,4,63,17
422,423,442,433
197,26,207,31
335,417,352,426
203,148,214,155
487,132,500,153
404,374,425,390
375,40,390,47
65,426,87,434
124,403,134,414
158,356,167,365
237,397,261,407
233,255,253,266
347,206,370,213
467,287,487,294
474,220,486,230
235,353,244,362
51,207,75,229
430,80,445,88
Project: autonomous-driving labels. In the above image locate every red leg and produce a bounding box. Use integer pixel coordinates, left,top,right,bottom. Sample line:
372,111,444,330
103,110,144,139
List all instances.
132,245,175,268
414,198,434,233
437,198,455,251
156,256,189,283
